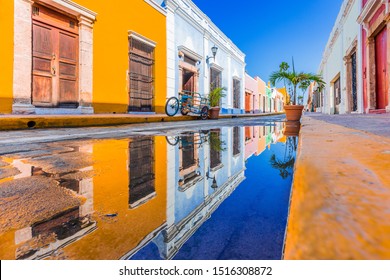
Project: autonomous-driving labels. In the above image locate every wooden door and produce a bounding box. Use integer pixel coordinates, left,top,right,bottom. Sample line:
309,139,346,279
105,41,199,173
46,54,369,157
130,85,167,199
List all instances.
375,27,388,109
32,5,79,108
32,21,56,106
183,70,195,92
334,77,341,114
245,93,251,112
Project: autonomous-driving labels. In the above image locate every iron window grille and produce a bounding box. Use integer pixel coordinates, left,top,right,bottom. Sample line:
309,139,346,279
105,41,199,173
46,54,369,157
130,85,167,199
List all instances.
233,78,241,109
233,127,240,156
210,130,222,169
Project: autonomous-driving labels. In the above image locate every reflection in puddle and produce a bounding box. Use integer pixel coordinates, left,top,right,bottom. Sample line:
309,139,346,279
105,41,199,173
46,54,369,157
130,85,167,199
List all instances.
0,122,297,260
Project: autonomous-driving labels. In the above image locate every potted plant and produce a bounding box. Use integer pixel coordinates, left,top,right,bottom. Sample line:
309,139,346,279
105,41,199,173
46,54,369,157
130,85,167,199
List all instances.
269,60,325,121
208,87,226,119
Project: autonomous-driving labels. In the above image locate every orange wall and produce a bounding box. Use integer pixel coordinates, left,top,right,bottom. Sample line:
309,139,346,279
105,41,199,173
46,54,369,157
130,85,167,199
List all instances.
61,137,167,259
65,0,167,113
0,0,14,113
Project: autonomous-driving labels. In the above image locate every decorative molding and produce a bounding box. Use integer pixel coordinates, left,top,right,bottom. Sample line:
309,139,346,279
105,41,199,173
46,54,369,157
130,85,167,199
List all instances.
209,62,223,72
50,0,97,20
129,31,157,47
178,45,203,62
319,0,356,69
144,0,167,16
165,0,245,64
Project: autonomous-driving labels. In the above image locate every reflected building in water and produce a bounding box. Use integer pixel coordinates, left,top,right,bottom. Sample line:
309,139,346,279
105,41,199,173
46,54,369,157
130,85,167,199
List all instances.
1,126,287,260
129,127,246,260
245,122,285,161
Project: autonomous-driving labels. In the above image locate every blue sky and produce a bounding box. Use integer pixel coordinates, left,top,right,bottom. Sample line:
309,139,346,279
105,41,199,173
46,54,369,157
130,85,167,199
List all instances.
192,0,344,84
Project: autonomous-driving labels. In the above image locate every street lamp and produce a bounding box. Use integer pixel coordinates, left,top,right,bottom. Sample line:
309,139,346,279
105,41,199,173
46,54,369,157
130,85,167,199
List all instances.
206,171,218,189
206,45,218,63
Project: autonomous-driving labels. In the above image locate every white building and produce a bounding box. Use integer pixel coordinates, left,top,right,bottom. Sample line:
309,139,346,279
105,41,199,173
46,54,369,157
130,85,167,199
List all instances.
165,0,246,114
317,0,363,114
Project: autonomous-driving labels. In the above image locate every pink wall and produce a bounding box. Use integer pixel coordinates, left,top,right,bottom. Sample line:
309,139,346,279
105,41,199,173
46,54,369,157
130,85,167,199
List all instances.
245,126,259,160
245,73,260,113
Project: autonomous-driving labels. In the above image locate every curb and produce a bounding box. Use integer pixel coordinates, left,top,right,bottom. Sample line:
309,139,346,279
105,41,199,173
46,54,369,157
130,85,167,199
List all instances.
0,112,285,131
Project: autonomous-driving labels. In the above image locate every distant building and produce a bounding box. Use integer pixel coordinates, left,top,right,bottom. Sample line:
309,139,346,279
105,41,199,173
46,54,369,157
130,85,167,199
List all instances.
256,77,267,113
245,73,260,113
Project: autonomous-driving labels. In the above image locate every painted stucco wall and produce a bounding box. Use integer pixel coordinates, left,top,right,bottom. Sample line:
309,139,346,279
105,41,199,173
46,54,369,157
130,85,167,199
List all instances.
0,0,14,113
76,0,167,113
166,0,245,114
319,0,361,114
256,77,267,113
5,0,166,114
245,73,259,113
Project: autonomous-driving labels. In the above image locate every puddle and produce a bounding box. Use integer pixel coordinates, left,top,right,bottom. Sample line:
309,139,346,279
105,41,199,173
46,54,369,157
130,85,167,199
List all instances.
0,122,298,260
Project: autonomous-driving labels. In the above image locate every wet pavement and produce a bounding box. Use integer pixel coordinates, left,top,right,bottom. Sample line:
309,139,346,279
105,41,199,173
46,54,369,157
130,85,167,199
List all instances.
0,115,297,260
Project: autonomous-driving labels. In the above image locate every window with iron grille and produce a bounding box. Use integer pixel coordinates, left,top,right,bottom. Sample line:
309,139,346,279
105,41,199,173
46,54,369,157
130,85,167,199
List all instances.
181,135,196,170
129,37,155,112
233,78,241,108
210,68,222,91
233,126,240,156
210,68,222,106
351,52,358,111
129,137,155,208
210,130,222,169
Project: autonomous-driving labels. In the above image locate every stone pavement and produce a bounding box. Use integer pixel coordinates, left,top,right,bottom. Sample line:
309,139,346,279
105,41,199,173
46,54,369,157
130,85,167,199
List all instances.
306,112,390,138
284,113,390,259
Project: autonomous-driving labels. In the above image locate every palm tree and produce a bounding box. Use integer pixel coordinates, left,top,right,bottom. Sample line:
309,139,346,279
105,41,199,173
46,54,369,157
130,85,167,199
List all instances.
270,60,325,105
298,80,311,106
269,136,298,179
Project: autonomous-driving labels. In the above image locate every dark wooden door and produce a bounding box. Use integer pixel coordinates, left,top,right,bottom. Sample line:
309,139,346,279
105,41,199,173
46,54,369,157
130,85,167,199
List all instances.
375,27,388,109
183,70,195,92
334,77,341,114
32,4,79,108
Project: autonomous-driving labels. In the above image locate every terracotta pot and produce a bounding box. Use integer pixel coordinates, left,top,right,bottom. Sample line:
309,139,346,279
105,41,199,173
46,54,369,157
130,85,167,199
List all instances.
208,107,220,119
284,121,301,136
284,105,304,121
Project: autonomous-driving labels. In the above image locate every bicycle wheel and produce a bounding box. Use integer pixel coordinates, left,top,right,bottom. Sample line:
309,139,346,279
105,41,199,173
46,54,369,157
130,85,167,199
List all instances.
200,106,209,120
180,107,189,115
165,136,179,146
165,97,179,116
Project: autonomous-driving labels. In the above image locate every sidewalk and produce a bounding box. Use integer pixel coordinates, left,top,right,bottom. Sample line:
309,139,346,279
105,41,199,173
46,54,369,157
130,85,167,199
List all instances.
0,112,283,131
284,113,390,259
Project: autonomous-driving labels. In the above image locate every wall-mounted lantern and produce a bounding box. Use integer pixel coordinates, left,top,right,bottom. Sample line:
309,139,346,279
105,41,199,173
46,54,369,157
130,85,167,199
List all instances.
206,45,218,63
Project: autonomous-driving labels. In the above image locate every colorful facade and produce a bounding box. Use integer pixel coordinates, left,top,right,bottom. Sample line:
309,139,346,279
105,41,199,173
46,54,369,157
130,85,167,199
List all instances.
358,0,390,113
245,73,260,113
318,0,362,114
318,0,390,114
165,0,246,115
256,77,267,113
0,0,167,114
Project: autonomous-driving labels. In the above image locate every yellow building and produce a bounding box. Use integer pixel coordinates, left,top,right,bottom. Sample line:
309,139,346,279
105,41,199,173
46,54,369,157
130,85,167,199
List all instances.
277,87,289,107
0,0,167,114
